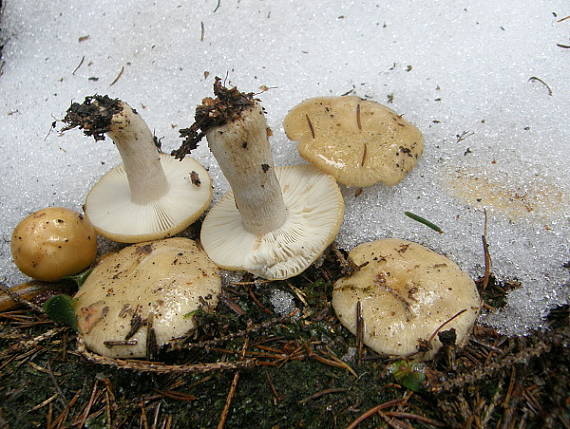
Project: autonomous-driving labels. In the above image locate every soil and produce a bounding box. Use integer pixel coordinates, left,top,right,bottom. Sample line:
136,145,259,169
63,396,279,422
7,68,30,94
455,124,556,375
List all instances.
0,239,568,428
173,78,257,160
62,95,123,141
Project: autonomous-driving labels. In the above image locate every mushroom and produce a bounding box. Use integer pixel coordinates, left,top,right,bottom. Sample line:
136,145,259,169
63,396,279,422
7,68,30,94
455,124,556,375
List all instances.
74,237,221,358
11,207,97,281
283,96,424,187
332,238,480,360
63,95,212,243
173,79,344,280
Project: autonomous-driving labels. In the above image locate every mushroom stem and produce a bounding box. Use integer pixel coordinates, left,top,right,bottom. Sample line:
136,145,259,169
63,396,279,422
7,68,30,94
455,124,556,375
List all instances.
108,103,169,205
206,103,287,235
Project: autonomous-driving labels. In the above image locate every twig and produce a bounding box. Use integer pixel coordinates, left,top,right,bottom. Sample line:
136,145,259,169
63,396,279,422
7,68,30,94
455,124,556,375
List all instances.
430,339,550,392
109,65,125,87
0,282,45,314
167,310,298,351
528,76,553,96
217,338,249,429
77,348,258,374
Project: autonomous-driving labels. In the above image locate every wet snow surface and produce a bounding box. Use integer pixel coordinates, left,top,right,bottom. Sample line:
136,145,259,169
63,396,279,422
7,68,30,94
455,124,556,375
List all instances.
0,1,568,335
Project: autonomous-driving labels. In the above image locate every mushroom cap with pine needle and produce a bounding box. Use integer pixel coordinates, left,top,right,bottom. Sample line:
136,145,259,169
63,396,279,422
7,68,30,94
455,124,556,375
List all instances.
332,238,480,360
283,96,424,187
74,238,221,358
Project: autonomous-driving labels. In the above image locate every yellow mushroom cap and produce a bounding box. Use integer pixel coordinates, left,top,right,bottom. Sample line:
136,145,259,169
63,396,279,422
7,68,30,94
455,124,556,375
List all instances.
283,96,424,187
332,239,480,360
74,238,221,358
11,207,97,282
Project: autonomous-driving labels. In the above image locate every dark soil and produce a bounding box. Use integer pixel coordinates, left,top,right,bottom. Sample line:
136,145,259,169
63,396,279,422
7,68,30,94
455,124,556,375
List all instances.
62,95,123,141
1,241,568,428
173,78,257,160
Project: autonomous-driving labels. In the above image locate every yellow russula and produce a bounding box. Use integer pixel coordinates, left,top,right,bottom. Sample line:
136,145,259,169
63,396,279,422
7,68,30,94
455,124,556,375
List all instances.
74,237,221,359
11,207,97,281
332,238,480,360
284,96,424,187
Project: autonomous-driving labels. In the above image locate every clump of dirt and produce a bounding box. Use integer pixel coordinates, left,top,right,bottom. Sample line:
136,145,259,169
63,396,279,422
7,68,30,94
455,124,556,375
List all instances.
62,95,122,141
173,77,257,160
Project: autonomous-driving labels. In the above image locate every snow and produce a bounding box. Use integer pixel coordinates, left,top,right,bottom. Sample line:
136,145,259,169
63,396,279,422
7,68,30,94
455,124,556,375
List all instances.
0,0,568,335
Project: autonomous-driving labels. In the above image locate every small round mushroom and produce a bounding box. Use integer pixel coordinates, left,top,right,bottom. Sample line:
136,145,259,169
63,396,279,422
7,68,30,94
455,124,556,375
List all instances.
11,207,97,282
173,79,345,280
74,237,221,358
63,95,212,243
283,96,424,187
332,238,480,360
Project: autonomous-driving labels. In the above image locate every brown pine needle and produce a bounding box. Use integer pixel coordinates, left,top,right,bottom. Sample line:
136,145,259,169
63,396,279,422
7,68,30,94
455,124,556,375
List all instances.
28,393,59,412
306,114,316,138
153,390,198,402
298,387,349,405
383,411,446,427
346,399,407,429
109,65,125,87
481,209,492,290
427,309,468,344
356,301,364,364
248,287,273,314
217,338,249,429
72,56,85,75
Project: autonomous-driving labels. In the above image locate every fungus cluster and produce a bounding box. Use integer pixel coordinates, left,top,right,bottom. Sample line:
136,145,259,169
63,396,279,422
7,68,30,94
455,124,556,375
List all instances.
8,80,481,364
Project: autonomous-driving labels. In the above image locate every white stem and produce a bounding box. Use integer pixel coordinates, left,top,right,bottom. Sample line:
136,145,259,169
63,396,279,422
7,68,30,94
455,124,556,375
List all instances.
106,102,169,205
206,103,287,235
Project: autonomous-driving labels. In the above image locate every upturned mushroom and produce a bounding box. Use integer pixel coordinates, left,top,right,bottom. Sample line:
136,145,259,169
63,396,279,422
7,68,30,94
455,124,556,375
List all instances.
11,207,97,281
283,96,424,187
63,95,212,243
332,238,480,360
74,238,221,358
173,79,344,280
